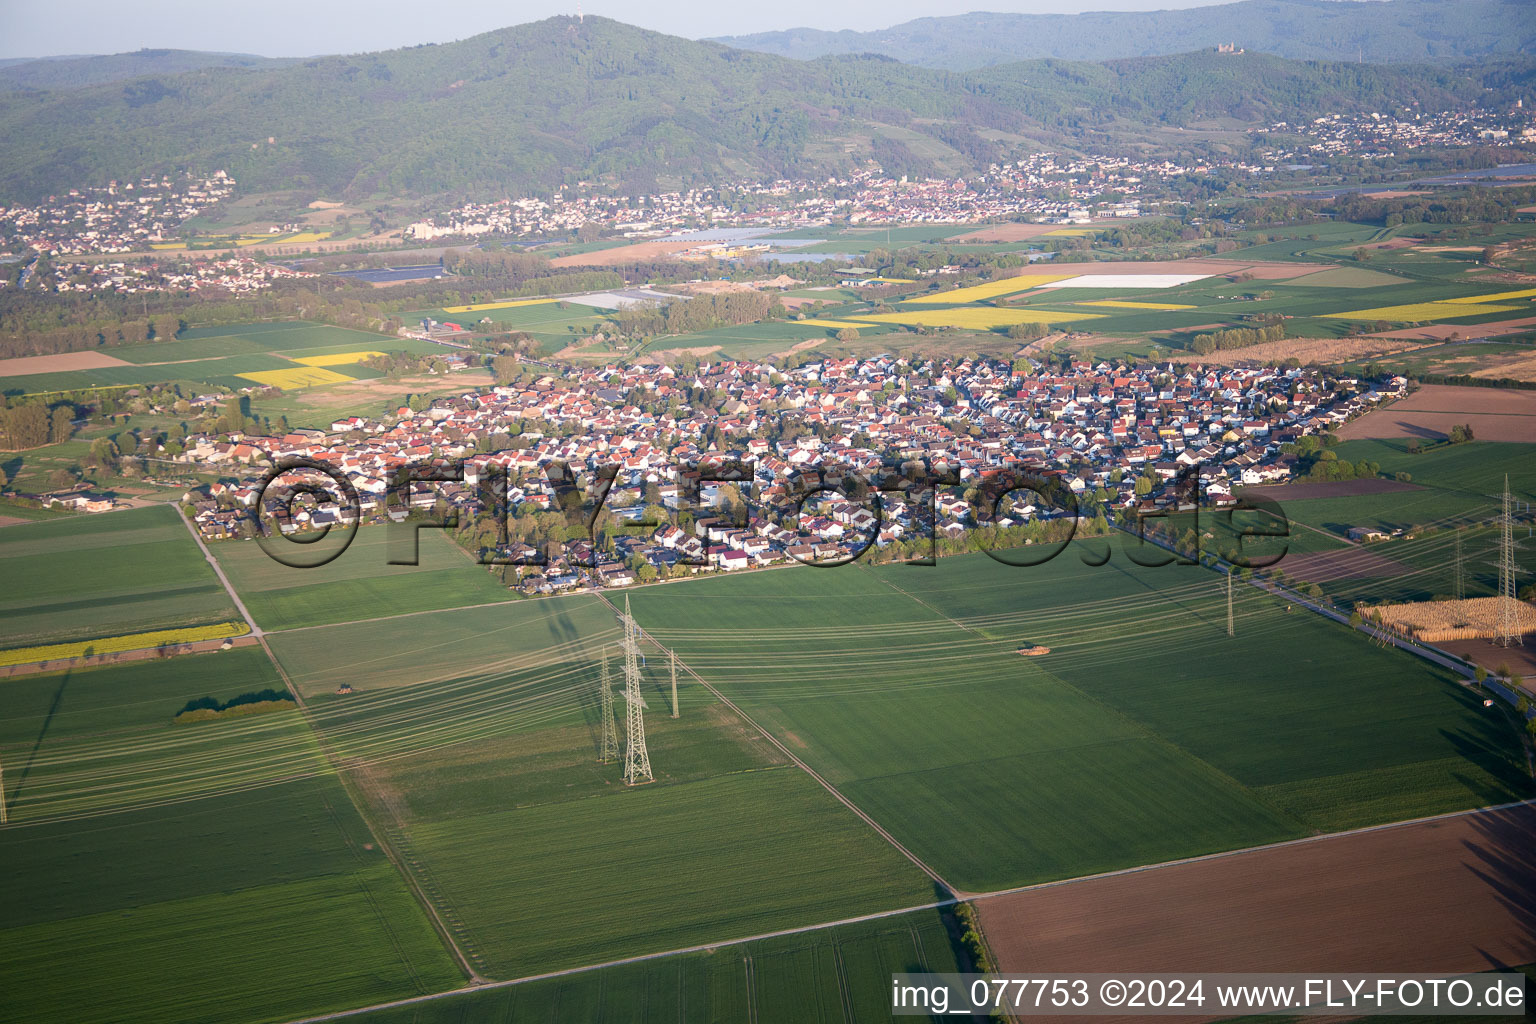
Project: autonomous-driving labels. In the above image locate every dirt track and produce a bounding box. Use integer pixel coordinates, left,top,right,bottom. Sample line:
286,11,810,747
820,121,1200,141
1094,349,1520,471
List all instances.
977,803,1536,1021
1336,385,1536,443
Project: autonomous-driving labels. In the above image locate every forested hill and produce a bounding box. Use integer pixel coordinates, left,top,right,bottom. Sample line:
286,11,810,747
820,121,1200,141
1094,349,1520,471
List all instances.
0,50,294,91
713,0,1536,69
0,16,1529,205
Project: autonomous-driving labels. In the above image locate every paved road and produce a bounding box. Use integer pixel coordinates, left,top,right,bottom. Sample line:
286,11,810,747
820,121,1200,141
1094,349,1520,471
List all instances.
174,503,263,637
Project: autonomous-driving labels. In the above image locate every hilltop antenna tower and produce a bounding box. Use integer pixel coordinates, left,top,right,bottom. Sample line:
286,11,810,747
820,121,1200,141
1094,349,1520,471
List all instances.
1494,475,1523,647
621,597,653,785
670,649,679,718
598,649,618,763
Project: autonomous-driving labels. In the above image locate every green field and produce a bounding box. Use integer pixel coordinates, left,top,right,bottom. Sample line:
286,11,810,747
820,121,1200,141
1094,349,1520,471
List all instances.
213,525,517,632
266,598,936,978
1231,440,1536,606
0,649,462,1024
628,548,1531,890
401,300,613,355
0,321,423,396
346,905,966,1024
0,505,238,650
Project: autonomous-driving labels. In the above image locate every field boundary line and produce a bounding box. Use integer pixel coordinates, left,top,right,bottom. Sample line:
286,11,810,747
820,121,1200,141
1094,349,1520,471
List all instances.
174,503,264,638
277,896,960,1024
964,796,1536,904
274,796,1536,1024
594,591,958,897
253,628,485,984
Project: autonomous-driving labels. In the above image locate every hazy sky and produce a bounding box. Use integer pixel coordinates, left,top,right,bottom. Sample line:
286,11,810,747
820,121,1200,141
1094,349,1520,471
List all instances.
1,0,1232,59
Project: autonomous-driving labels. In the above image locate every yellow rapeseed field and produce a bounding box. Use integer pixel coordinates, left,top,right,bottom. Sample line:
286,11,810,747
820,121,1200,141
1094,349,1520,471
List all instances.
149,242,187,250
1329,302,1518,322
294,351,386,367
795,319,871,329
238,366,355,389
442,298,559,313
1043,228,1096,237
1442,288,1536,304
856,308,1102,329
0,622,250,668
281,231,333,244
901,274,1079,304
1078,300,1196,310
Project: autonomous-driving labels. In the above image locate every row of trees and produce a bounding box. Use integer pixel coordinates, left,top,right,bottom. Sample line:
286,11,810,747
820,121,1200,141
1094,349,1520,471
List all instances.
610,291,777,338
1187,323,1286,355
0,401,72,450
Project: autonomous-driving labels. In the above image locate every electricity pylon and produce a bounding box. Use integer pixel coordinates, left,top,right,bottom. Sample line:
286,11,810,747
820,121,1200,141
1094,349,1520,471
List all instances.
670,649,679,719
0,755,8,825
1494,475,1523,648
1453,528,1465,601
621,597,653,785
1226,569,1234,638
598,649,618,763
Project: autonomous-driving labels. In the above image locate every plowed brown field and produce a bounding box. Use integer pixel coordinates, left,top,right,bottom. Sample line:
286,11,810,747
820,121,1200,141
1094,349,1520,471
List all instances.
976,803,1536,1022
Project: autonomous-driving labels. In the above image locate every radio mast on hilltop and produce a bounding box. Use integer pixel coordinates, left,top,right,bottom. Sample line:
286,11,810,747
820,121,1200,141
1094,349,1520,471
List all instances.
621,597,653,785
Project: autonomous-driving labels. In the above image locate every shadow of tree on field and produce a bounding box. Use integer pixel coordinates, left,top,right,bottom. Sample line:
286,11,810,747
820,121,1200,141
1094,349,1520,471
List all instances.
1458,804,1536,969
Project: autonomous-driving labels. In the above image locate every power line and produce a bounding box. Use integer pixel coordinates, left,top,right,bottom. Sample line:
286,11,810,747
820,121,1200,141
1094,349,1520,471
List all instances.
1453,527,1464,602
670,649,679,719
621,597,653,786
1494,475,1523,648
598,649,617,763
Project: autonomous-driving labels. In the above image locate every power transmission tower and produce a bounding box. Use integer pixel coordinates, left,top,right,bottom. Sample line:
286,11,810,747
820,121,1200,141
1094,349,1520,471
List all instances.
621,597,653,785
0,755,7,825
670,649,679,719
1453,528,1465,601
598,649,618,763
1494,475,1523,648
1226,569,1234,638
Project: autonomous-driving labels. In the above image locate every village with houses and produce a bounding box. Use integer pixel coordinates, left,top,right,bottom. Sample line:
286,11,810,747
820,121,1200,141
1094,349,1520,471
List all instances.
148,353,1401,592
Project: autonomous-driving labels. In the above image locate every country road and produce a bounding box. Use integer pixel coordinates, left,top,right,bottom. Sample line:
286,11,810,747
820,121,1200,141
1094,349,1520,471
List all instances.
174,503,263,637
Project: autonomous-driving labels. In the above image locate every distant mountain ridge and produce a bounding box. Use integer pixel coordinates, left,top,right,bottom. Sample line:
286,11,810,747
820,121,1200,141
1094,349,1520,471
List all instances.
0,17,1529,205
713,0,1536,69
0,49,294,91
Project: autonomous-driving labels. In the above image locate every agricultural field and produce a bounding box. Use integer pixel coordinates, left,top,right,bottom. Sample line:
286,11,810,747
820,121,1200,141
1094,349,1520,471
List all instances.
0,505,238,651
0,320,444,397
1235,437,1536,608
900,273,1079,304
212,525,517,632
345,906,967,1024
0,648,463,1024
629,547,1530,890
265,598,937,979
401,298,614,355
855,307,1102,329
978,804,1536,991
